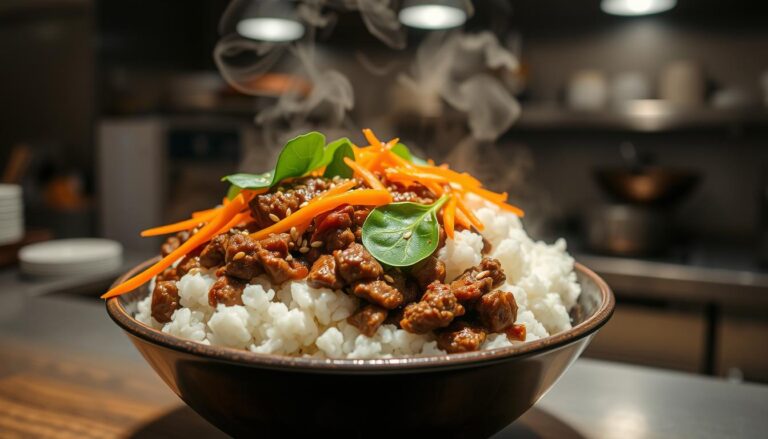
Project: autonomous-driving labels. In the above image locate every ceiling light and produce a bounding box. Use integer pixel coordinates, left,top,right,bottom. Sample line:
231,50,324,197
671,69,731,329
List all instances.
237,17,304,42
601,0,676,16
227,0,305,42
398,0,467,30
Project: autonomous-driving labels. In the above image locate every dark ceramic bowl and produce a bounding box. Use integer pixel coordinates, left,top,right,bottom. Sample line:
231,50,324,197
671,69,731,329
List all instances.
107,260,614,438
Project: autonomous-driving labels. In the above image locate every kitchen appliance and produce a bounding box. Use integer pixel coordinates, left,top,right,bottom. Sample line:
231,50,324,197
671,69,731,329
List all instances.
587,143,700,256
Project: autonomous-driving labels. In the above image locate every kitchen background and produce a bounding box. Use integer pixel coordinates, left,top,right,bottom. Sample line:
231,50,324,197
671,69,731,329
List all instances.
1,0,767,381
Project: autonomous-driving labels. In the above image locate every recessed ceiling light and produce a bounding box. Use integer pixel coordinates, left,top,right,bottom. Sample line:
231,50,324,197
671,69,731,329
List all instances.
398,1,467,30
236,17,305,42
601,0,677,16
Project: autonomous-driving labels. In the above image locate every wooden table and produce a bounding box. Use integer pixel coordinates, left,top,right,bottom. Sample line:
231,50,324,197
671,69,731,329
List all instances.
1,283,766,438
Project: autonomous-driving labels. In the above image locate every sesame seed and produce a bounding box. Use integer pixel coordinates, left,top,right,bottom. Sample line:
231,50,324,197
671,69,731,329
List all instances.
475,270,490,280
383,274,394,283
311,241,323,248
288,242,295,248
285,208,292,216
290,227,299,241
233,251,246,261
299,247,310,253
299,201,309,208
188,268,200,275
285,254,293,261
269,213,280,223
301,239,308,248
276,191,284,198
403,231,413,239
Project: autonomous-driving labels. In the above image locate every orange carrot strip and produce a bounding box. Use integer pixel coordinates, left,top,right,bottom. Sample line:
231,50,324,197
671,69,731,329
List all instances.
455,193,484,231
250,189,392,240
366,138,399,171
214,211,251,236
455,209,471,229
386,169,450,185
102,194,248,299
362,128,384,150
319,180,357,198
443,195,457,239
344,157,386,191
140,211,216,237
192,208,219,219
416,165,482,188
468,186,508,203
492,200,525,217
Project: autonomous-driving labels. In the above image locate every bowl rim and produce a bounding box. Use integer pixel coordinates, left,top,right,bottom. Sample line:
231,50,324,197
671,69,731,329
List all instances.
106,259,614,372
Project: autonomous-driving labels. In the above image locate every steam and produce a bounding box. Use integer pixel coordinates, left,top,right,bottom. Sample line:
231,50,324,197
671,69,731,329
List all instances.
399,31,521,141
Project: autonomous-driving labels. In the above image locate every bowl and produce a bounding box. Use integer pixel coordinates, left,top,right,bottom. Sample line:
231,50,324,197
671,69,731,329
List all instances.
594,167,700,206
107,259,614,438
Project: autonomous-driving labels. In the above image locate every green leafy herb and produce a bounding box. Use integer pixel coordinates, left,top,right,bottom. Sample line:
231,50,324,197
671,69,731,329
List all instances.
361,195,449,267
221,132,359,199
322,138,354,179
391,142,428,166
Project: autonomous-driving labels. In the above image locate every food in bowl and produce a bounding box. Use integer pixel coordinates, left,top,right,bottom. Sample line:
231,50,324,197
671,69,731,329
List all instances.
103,130,580,359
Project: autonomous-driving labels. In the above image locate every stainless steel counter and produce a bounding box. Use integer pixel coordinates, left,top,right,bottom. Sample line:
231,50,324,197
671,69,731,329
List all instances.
0,286,766,438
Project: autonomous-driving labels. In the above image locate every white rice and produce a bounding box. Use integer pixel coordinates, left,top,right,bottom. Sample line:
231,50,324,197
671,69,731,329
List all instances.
135,195,581,358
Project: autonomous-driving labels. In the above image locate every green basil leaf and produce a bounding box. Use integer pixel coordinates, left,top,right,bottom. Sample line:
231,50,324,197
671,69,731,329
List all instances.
221,132,326,197
323,138,355,178
362,195,449,267
221,172,273,189
391,142,428,166
273,131,326,184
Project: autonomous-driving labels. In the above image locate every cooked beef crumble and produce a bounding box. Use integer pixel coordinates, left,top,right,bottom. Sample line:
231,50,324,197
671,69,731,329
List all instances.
151,281,180,323
436,321,487,353
150,176,521,352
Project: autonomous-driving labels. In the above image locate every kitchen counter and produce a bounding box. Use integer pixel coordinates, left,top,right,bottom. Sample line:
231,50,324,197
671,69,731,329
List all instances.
0,288,766,438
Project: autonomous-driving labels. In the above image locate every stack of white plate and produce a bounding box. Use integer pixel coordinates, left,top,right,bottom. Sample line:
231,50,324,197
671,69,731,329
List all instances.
0,184,24,245
19,238,123,277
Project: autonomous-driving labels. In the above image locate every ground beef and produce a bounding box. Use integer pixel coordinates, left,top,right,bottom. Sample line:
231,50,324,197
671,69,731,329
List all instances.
248,177,335,229
209,276,246,307
335,243,383,284
347,304,388,337
156,267,179,283
307,255,343,290
450,257,506,302
400,281,465,334
385,269,419,304
257,233,309,284
176,247,202,277
352,280,404,309
475,290,518,332
308,205,356,252
436,322,487,353
481,236,493,255
160,230,193,257
200,233,229,268
411,256,447,290
386,181,436,204
151,281,180,323
222,233,263,280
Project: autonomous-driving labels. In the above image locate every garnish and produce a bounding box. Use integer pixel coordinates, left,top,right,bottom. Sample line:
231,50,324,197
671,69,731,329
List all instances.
222,132,355,198
362,195,449,267
102,128,524,299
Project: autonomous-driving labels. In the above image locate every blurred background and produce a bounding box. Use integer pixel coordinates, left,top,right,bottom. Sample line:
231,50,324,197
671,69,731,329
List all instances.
1,0,767,382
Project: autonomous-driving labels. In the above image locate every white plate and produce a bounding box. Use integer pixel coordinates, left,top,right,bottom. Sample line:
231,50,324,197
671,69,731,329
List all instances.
19,239,123,267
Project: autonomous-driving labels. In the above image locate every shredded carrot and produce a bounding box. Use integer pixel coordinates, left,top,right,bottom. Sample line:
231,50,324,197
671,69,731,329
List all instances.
140,211,216,237
344,157,386,191
320,180,357,198
250,189,392,240
443,195,457,239
455,193,484,231
214,211,251,236
192,207,219,219
362,128,384,150
416,165,482,188
455,209,471,229
102,194,249,299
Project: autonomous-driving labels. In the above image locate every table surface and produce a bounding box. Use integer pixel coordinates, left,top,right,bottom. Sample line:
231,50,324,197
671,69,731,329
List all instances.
1,281,767,438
